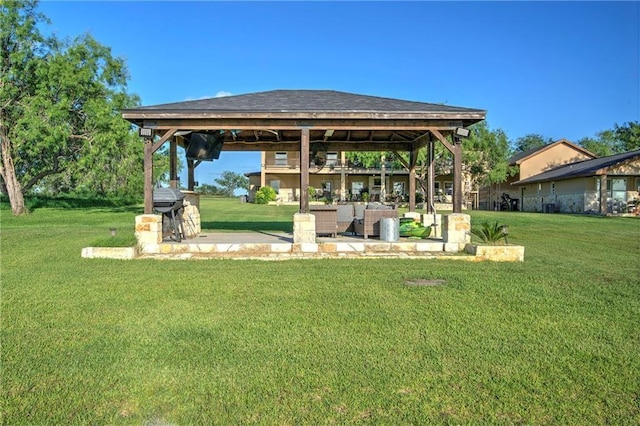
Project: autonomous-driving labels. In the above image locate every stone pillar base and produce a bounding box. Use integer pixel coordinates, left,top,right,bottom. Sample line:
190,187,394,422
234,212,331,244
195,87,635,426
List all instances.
443,213,470,250
135,214,162,246
293,213,316,243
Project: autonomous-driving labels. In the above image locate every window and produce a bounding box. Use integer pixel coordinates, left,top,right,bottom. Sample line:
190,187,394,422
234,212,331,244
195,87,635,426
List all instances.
326,152,338,166
351,181,364,195
269,179,280,194
322,181,332,193
444,182,453,196
274,152,287,167
551,182,555,195
610,178,626,201
393,181,405,195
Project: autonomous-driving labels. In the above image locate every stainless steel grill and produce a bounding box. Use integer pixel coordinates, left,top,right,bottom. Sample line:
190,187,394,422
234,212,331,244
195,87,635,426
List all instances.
153,188,185,242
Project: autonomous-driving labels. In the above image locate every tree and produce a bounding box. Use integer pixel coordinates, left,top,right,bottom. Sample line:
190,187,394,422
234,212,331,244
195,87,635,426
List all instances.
1,0,145,214
614,121,640,152
462,121,515,188
577,122,640,157
213,170,249,197
512,134,553,153
577,130,618,157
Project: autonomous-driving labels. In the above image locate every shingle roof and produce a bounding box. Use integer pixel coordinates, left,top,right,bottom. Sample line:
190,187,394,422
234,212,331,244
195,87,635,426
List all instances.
126,89,485,114
513,150,640,185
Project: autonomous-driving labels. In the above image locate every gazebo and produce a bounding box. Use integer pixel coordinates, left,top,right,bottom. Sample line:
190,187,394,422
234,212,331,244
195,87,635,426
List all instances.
122,90,486,219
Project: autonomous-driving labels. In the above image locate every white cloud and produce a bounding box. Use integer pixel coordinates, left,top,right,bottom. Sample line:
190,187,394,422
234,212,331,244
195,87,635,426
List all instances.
215,91,232,98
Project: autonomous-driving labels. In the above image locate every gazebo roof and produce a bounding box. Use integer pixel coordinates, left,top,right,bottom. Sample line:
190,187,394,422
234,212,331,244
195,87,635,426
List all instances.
122,89,486,152
124,89,484,116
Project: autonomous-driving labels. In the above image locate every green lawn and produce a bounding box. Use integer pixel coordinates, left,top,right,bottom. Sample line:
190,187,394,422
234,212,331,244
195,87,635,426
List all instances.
2,197,639,424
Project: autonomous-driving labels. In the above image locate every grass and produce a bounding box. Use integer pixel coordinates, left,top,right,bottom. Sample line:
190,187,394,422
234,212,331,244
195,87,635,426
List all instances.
1,197,639,424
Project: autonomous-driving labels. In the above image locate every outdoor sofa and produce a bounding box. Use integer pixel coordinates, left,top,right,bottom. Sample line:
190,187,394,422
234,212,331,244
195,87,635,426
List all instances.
311,203,398,239
352,203,398,239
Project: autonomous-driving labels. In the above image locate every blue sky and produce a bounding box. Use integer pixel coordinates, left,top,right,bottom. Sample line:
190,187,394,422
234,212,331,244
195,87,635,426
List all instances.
39,1,639,188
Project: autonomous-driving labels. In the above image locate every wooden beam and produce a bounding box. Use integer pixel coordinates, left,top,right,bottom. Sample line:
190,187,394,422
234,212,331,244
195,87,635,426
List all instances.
222,141,417,152
392,151,410,170
151,128,178,153
136,118,465,131
428,128,455,154
300,128,310,213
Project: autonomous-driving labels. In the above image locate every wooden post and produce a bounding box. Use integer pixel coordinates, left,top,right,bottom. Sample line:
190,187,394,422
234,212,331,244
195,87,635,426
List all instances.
340,151,346,202
409,147,417,212
427,138,435,214
142,128,178,213
453,138,463,213
300,128,310,213
187,159,195,191
260,151,266,188
169,137,178,188
144,139,153,214
380,153,386,202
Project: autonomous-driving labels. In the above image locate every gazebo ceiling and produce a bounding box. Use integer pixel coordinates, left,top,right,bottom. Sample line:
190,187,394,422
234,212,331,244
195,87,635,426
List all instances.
122,90,486,152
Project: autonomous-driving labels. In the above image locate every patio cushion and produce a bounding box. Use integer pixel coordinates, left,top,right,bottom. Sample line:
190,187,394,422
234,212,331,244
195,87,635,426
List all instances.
336,204,355,222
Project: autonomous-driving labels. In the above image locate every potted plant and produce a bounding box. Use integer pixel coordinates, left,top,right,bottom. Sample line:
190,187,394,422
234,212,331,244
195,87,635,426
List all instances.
466,220,524,261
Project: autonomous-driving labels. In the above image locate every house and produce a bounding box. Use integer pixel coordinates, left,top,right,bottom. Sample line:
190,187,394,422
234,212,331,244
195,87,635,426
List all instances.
512,149,640,214
247,151,459,205
478,139,597,211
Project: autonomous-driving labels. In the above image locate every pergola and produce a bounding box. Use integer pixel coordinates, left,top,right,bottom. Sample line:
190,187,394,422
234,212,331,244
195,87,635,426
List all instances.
121,90,486,214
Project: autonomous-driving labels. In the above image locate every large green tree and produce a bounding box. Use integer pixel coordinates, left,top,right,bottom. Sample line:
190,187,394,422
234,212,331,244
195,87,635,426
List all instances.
462,121,515,189
213,170,249,197
512,133,553,153
577,121,640,157
577,130,618,157
1,0,146,215
614,121,640,152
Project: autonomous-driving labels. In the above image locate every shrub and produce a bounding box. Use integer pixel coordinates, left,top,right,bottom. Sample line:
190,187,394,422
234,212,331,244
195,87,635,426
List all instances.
254,186,277,204
471,220,508,244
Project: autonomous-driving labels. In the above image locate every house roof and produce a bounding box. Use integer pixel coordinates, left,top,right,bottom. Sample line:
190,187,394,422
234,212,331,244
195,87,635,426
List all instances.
124,89,485,116
508,139,596,165
512,149,640,185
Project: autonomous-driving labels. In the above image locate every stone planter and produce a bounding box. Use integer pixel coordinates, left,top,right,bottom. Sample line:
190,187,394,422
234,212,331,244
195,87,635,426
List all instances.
465,244,525,262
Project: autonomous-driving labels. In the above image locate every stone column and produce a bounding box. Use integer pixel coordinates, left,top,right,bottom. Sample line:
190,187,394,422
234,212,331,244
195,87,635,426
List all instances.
135,214,162,246
443,213,470,252
293,213,316,243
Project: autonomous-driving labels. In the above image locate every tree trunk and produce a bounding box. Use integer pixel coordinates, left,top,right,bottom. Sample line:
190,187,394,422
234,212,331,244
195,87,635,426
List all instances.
0,121,27,215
